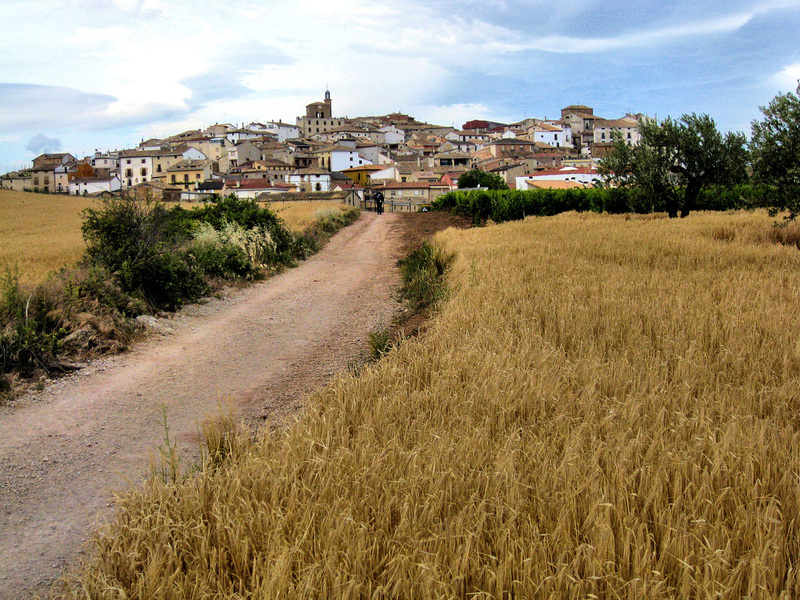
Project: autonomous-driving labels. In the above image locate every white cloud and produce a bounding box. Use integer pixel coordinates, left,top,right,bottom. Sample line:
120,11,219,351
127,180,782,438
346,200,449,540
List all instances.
412,103,500,127
773,63,800,91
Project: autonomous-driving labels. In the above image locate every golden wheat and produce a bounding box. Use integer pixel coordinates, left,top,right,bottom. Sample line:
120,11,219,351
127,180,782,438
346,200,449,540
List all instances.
0,190,97,286
61,210,800,599
268,200,350,232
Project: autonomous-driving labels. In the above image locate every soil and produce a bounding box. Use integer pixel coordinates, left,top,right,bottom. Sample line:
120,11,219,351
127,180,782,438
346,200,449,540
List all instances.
0,211,467,599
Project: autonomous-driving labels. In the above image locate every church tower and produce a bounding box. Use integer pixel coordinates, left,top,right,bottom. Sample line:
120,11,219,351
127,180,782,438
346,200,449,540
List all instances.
324,88,332,117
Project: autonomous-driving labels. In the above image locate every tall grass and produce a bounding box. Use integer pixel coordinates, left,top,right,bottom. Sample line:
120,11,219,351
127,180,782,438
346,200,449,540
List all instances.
61,210,800,599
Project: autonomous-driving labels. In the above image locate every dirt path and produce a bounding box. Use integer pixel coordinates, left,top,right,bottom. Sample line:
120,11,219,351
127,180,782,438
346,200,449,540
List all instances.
0,212,403,599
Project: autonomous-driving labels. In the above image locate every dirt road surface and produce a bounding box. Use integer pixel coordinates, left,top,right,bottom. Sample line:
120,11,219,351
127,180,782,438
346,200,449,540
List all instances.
0,212,403,599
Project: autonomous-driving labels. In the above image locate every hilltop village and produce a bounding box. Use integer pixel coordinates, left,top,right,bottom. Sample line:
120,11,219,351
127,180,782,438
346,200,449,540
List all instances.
0,91,646,210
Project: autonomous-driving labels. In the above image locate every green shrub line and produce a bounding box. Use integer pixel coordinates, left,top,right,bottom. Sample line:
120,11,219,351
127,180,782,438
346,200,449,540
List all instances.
432,184,772,224
0,196,360,399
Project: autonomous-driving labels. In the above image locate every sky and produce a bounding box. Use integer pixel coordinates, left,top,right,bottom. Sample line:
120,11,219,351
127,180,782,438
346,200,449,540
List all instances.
1,0,800,173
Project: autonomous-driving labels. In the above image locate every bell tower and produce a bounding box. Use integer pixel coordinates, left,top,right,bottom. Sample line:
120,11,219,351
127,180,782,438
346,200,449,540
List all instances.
324,88,332,117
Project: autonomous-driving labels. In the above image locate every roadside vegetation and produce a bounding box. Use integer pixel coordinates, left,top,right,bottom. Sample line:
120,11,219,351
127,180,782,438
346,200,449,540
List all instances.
0,196,358,399
58,209,800,598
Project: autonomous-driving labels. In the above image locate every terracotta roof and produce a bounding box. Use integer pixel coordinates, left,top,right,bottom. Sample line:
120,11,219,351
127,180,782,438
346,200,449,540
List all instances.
594,117,640,128
253,159,292,169
528,166,599,178
376,181,450,190
225,179,294,190
342,164,385,173
525,180,587,190
167,159,213,172
290,168,330,176
119,149,160,158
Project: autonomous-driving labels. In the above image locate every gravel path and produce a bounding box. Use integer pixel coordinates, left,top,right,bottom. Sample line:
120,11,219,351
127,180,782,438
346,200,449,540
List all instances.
0,212,403,599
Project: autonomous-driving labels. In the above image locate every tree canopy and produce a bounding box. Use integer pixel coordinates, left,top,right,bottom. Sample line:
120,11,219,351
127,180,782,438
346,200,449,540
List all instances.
599,114,748,218
751,83,800,220
457,169,509,190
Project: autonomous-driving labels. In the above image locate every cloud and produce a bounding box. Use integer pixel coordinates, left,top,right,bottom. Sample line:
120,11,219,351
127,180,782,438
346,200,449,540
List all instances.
773,63,800,91
26,134,62,155
0,84,117,132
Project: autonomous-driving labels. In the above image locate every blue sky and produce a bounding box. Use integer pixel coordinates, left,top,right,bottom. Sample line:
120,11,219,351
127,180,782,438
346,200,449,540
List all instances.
1,0,799,173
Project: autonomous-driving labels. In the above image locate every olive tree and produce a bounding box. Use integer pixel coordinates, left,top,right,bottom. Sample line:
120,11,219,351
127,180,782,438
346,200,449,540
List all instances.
600,114,748,218
751,83,800,220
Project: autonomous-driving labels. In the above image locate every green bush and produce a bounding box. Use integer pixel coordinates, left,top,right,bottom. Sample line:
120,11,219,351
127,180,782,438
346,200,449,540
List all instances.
397,241,453,310
81,196,316,310
0,269,63,377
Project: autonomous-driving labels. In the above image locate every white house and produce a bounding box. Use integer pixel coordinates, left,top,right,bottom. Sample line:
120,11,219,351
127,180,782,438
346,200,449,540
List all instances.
322,146,373,172
286,168,332,192
263,121,300,142
378,125,405,147
515,166,601,190
90,151,119,171
119,149,158,188
531,124,572,148
69,175,122,195
369,165,400,182
225,179,296,199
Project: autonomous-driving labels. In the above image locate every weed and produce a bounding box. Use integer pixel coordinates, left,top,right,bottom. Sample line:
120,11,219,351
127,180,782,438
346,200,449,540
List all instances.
396,240,453,310
368,326,396,359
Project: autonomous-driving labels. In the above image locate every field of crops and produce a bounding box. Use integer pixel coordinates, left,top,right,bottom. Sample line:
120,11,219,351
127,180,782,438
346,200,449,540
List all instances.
0,190,348,286
0,190,97,286
60,209,800,598
269,200,351,232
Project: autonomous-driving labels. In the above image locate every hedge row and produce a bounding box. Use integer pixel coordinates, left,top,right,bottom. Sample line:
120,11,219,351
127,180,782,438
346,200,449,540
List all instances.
431,185,772,223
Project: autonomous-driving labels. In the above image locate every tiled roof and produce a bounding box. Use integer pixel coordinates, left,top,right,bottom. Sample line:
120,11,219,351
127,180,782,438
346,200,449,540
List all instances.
167,159,213,172
376,181,450,190
527,166,599,177
525,180,587,190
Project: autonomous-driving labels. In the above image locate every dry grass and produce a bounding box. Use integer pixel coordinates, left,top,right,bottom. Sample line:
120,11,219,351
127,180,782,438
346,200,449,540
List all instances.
268,200,350,231
61,210,800,599
0,190,97,286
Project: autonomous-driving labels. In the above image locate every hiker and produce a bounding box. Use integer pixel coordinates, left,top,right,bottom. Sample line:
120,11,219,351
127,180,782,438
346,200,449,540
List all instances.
374,191,384,215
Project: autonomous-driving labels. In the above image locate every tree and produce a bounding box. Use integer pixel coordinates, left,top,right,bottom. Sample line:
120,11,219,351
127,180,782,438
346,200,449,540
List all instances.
599,114,748,218
751,83,800,220
457,169,509,190
598,123,681,216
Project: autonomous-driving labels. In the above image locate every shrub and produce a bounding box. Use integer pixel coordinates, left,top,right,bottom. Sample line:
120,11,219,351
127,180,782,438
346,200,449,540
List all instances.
396,241,453,310
432,184,772,224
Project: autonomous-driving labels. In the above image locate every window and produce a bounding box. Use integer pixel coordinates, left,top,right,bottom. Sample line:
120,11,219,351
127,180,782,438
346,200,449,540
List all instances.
184,174,189,182
125,169,132,177
171,175,176,183
196,173,201,179
141,168,147,177
157,164,162,173
141,159,145,164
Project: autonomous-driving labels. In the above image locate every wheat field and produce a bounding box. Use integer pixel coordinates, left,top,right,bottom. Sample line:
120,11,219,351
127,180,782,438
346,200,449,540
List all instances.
62,210,800,599
0,190,97,286
269,200,351,231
